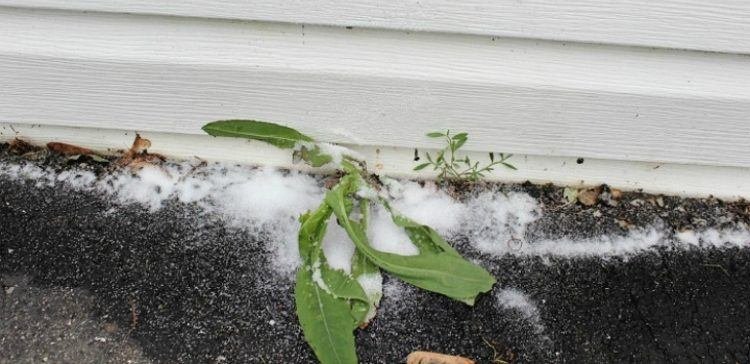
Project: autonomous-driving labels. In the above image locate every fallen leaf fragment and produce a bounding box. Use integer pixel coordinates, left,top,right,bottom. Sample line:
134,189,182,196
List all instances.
47,142,94,156
117,134,165,168
130,134,151,154
577,187,602,206
406,351,475,364
8,138,40,155
562,187,578,203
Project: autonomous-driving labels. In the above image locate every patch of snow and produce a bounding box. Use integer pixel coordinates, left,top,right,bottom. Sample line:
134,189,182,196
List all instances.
4,158,750,275
518,228,666,258
0,163,56,187
367,205,420,256
676,228,750,248
380,279,415,315
317,142,364,165
357,272,383,301
311,260,332,294
200,166,323,273
98,165,178,211
490,227,749,259
1,161,323,274
356,272,383,322
496,288,545,335
321,217,356,273
389,180,466,234
462,191,541,254
674,229,699,245
382,279,407,300
56,170,97,189
356,184,380,200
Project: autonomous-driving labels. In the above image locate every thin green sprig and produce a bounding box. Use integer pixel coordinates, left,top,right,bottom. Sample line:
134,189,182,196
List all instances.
414,130,516,182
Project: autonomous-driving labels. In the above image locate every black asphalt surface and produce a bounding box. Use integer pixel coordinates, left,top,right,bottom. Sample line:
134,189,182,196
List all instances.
2,149,750,363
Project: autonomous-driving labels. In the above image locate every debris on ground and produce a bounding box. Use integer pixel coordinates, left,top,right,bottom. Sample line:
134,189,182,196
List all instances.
406,351,475,364
8,138,40,155
576,186,601,206
562,185,603,206
117,134,165,168
47,142,95,156
46,142,111,164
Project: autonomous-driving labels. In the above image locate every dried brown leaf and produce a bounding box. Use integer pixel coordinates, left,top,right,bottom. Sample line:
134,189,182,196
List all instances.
577,187,602,206
8,138,40,155
117,134,165,168
47,142,94,156
130,134,151,154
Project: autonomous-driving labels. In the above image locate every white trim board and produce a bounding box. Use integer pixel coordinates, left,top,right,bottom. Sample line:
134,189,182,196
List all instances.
2,123,749,201
1,8,750,169
1,1,750,54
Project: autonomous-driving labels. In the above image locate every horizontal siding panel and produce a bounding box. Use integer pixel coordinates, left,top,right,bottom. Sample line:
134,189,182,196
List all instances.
1,0,750,54
0,8,749,168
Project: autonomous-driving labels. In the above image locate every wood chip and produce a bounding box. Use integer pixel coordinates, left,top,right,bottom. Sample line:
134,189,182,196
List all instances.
610,188,623,200
406,351,475,364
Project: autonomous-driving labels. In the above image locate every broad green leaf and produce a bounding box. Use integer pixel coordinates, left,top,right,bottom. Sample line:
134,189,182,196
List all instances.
426,131,444,138
296,199,371,363
319,262,370,325
325,174,495,305
298,200,369,319
202,119,313,149
295,267,359,364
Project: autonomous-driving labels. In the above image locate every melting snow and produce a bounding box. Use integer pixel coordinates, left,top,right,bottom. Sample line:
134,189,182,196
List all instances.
512,228,666,258
461,190,540,254
368,205,420,256
675,228,750,249
387,179,466,234
496,288,547,336
321,217,357,273
2,159,749,275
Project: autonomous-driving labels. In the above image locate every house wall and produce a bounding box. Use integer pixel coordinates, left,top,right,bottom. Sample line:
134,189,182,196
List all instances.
0,2,749,197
